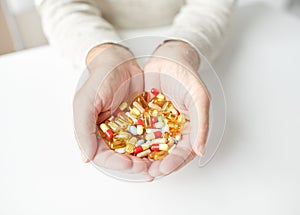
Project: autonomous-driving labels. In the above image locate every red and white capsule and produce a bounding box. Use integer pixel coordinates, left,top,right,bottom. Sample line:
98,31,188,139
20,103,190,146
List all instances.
136,119,144,135
133,142,150,154
100,123,114,139
151,88,165,100
150,143,169,151
145,131,162,141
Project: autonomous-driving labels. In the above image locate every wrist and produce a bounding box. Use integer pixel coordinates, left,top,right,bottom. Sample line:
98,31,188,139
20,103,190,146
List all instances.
154,40,200,71
86,43,131,65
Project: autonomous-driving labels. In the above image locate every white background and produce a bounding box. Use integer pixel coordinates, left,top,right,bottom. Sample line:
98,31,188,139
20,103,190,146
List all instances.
0,2,300,215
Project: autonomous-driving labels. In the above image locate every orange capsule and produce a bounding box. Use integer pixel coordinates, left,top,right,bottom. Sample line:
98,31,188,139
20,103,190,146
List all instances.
110,140,126,150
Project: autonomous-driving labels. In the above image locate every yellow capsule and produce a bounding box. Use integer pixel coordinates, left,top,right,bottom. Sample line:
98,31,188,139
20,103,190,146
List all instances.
168,121,183,131
110,140,126,150
117,111,133,125
152,98,166,107
114,131,132,141
143,112,151,128
176,114,186,124
129,107,141,118
149,109,160,117
125,137,137,154
141,92,150,103
166,113,177,121
162,132,169,140
148,150,168,160
148,101,161,110
119,102,128,111
136,96,148,108
107,121,120,133
114,117,129,130
167,137,175,148
132,101,145,113
162,101,178,115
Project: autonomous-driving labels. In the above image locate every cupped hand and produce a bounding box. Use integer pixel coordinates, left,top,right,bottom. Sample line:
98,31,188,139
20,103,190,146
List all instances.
144,41,210,178
73,44,152,176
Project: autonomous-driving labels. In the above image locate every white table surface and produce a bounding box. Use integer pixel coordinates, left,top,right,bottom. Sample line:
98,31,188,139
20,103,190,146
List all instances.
1,3,300,215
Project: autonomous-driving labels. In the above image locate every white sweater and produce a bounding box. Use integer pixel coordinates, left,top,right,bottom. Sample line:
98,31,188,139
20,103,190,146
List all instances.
36,0,235,69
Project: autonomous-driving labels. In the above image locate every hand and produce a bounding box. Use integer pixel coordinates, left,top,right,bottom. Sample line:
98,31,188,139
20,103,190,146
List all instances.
73,44,152,177
144,40,210,178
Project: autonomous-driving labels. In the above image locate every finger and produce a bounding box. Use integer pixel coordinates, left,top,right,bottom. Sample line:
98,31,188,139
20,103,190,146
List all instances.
149,133,194,178
93,138,151,174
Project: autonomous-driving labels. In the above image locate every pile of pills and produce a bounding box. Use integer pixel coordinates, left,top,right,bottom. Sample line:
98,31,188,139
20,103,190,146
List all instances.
98,88,186,160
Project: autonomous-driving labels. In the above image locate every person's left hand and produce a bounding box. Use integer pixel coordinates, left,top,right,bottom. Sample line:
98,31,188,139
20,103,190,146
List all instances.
144,40,210,178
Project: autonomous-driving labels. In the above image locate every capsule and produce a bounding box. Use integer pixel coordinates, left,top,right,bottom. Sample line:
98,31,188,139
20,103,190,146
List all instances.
114,102,128,115
125,137,137,154
114,131,132,141
129,107,141,118
135,139,145,146
100,123,113,139
107,121,120,133
151,88,165,100
166,113,178,121
176,114,186,124
167,137,175,148
136,149,151,158
150,143,169,151
148,150,168,160
150,138,167,144
114,117,130,130
168,121,183,131
117,111,133,125
154,121,164,129
110,140,126,149
148,101,161,110
125,112,138,124
136,119,144,135
143,112,151,128
141,92,150,103
145,131,162,141
133,142,150,154
132,101,145,113
145,128,161,134
115,147,126,154
136,96,148,108
162,101,178,115
128,125,137,135
152,98,165,107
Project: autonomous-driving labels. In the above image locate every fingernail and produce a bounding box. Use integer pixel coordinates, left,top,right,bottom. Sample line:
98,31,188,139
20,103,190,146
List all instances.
80,153,89,163
198,144,206,157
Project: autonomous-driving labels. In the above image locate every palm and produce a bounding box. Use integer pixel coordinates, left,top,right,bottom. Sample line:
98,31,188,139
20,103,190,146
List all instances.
144,58,210,177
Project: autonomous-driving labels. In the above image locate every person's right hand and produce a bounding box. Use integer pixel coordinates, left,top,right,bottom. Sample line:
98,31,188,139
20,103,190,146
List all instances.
73,44,152,177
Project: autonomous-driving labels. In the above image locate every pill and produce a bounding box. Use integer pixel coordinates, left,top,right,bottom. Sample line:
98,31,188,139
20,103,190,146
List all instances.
135,139,145,146
177,114,186,124
125,112,138,124
128,125,137,135
151,88,165,100
114,131,132,141
125,137,137,154
141,92,150,102
150,138,167,144
114,102,128,115
118,111,133,125
151,143,169,151
130,107,141,118
136,96,148,108
145,128,161,134
148,102,161,110
133,101,145,113
133,142,150,154
110,140,126,149
136,119,144,135
100,123,113,139
167,137,175,148
174,133,182,141
115,147,126,154
143,112,151,128
148,150,168,160
107,121,120,133
150,116,157,124
145,131,162,141
136,149,151,158
152,98,165,107
161,124,170,133
114,117,130,130
154,121,164,129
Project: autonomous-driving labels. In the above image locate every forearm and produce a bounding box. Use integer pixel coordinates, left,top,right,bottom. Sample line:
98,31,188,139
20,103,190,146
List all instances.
36,0,121,69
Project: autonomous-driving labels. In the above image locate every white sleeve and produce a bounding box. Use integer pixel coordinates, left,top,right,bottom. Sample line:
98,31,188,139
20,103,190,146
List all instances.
168,0,236,62
35,0,121,69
